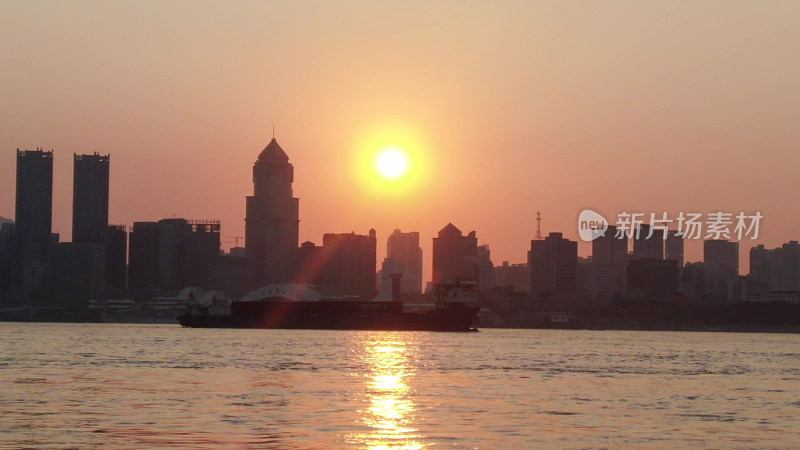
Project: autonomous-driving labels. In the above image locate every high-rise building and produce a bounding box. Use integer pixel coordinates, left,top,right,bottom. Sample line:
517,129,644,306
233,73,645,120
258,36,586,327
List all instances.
318,230,377,296
15,149,53,246
128,218,220,294
627,258,679,298
432,223,478,285
0,222,16,299
105,224,127,290
474,245,494,292
294,240,324,285
386,229,423,294
704,239,739,279
590,225,628,297
295,231,377,296
128,222,159,293
73,153,110,244
704,239,739,299
529,232,577,297
376,258,404,301
750,241,800,292
187,220,222,286
632,224,664,260
592,225,629,266
245,138,299,287
45,242,104,307
493,261,530,293
665,230,685,269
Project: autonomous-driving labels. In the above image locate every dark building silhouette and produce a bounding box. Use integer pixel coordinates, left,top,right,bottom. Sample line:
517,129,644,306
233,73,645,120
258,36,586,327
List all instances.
592,225,629,266
529,232,577,297
493,261,529,293
45,243,103,307
245,138,299,288
294,231,377,296
61,153,113,304
294,240,324,285
665,230,685,268
632,224,664,260
704,239,739,300
576,256,594,297
105,224,127,291
73,153,110,244
12,149,55,304
704,239,739,278
627,258,678,298
210,251,248,298
474,245,494,292
750,241,800,292
316,230,377,296
590,225,628,297
386,229,423,294
129,222,159,293
432,223,478,284
0,222,16,300
128,218,220,295
15,149,53,246
679,262,708,298
188,220,222,286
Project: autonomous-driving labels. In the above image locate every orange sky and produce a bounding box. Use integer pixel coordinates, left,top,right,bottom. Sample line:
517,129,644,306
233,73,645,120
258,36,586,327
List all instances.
1,1,799,281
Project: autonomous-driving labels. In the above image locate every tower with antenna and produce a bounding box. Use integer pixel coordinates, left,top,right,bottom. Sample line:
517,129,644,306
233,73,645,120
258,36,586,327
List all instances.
534,210,544,240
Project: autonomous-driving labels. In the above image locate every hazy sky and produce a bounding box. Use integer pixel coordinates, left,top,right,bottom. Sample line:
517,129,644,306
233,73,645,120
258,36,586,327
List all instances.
2,0,799,280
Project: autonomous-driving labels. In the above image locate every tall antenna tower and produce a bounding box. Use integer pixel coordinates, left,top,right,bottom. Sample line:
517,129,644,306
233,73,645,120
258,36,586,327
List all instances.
534,210,544,240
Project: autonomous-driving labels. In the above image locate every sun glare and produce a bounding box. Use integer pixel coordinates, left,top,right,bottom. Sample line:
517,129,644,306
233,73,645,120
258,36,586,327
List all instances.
350,123,432,198
375,148,409,180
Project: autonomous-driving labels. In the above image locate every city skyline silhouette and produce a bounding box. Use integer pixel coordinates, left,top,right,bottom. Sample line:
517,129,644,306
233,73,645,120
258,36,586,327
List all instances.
2,1,799,279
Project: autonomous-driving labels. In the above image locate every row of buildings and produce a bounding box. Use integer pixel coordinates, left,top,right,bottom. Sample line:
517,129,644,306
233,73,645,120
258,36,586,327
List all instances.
0,141,427,307
0,150,127,307
2,139,799,310
522,224,799,305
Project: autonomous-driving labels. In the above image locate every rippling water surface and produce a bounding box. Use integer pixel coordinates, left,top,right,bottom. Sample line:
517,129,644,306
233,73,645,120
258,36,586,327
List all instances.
1,323,798,448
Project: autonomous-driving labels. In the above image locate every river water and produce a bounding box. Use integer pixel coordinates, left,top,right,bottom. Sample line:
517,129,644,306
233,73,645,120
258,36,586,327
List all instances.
1,323,798,448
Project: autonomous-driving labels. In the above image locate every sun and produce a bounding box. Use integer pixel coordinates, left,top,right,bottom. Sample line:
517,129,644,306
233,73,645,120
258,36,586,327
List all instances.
375,148,409,180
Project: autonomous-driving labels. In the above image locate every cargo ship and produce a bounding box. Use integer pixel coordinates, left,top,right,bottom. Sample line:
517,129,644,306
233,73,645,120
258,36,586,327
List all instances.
177,279,480,331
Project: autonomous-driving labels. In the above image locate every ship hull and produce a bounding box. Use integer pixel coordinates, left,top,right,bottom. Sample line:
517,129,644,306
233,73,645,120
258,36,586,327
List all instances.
177,300,480,332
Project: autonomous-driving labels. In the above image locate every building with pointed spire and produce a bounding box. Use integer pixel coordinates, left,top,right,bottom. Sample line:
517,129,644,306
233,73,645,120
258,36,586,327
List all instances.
245,137,300,287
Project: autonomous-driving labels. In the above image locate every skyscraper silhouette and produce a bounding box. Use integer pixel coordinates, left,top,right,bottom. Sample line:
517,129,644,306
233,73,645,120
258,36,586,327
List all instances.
529,232,577,297
632,224,664,260
386,229,422,294
704,239,739,279
245,138,299,287
590,225,628,297
73,153,110,244
432,223,477,284
15,149,53,246
319,230,377,296
665,230,684,268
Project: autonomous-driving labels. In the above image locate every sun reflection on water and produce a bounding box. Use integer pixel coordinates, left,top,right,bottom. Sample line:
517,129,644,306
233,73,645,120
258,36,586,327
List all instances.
348,335,425,449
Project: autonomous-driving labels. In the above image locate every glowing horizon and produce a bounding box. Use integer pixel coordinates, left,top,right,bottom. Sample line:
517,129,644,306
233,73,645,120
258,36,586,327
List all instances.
1,1,799,280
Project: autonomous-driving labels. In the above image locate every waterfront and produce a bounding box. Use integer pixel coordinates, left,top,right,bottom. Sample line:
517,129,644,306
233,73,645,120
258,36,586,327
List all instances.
1,324,798,448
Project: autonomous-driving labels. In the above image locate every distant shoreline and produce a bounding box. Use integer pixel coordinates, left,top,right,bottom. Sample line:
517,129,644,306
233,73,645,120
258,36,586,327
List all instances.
2,318,799,334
